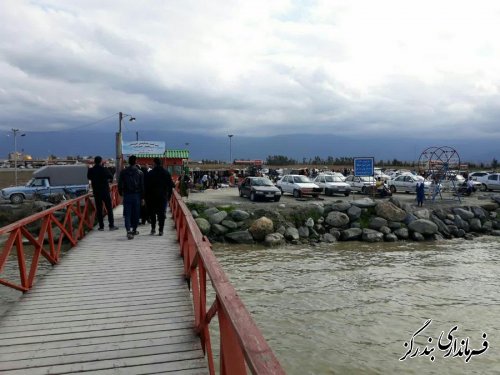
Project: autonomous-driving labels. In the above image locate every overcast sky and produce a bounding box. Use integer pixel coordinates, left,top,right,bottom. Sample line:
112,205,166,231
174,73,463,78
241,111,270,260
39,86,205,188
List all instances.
2,0,500,143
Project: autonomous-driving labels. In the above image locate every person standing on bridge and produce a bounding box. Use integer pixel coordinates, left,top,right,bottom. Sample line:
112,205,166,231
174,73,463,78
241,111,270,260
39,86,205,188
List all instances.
118,155,144,240
87,156,118,231
145,157,174,236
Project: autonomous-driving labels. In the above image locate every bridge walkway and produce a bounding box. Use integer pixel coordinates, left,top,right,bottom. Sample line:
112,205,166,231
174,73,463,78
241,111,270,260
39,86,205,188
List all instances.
0,208,208,374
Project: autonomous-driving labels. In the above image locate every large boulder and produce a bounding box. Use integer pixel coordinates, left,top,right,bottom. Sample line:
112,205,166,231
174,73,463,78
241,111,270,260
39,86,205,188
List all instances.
394,228,409,239
369,217,388,231
481,202,499,211
208,210,228,225
340,228,362,240
362,229,384,242
322,233,337,243
230,210,250,221
469,218,482,232
408,219,438,235
347,205,362,221
375,201,407,222
329,202,351,212
221,220,238,230
211,224,228,236
471,206,487,220
385,233,398,242
225,230,255,244
298,226,310,238
195,218,211,235
264,233,285,247
413,209,430,220
452,208,474,220
249,216,274,241
284,227,300,241
325,211,350,227
351,198,376,208
431,215,451,237
204,207,219,216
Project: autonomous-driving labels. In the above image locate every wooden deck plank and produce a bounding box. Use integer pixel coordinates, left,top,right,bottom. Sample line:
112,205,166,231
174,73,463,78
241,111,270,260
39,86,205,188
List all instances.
0,209,208,374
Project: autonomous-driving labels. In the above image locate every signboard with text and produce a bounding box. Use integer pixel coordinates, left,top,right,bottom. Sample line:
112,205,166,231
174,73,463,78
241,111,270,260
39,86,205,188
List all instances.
122,141,165,155
353,157,374,177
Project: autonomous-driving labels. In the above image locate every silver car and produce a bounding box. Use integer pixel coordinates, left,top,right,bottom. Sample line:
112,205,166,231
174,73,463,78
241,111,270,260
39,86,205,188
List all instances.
387,174,431,194
277,175,322,198
313,174,351,196
344,175,376,194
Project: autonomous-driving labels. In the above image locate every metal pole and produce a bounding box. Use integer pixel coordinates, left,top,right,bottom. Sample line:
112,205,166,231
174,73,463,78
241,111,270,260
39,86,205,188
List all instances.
228,134,233,165
11,129,20,185
136,131,139,141
115,112,123,181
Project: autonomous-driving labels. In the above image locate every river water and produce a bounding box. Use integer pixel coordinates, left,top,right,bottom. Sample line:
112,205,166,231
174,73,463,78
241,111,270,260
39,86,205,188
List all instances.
213,237,500,375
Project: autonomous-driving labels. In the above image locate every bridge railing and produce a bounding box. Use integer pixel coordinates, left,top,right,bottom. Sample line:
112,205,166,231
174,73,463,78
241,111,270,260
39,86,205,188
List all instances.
170,190,285,375
0,185,120,292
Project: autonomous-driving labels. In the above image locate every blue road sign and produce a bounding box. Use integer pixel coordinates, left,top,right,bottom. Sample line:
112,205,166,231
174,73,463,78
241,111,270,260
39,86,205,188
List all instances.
354,157,374,177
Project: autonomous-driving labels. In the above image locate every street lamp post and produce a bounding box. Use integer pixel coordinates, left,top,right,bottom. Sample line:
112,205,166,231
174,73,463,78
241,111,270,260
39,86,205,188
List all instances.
228,134,233,165
12,129,26,186
115,112,136,180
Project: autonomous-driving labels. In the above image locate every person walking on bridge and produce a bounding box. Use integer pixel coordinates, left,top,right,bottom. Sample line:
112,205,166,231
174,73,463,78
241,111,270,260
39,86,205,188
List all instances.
145,157,174,236
87,156,118,231
118,155,144,240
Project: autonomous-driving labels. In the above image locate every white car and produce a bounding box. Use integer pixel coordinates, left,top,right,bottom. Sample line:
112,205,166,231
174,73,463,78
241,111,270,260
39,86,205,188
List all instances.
313,174,351,196
344,175,376,194
387,174,431,194
277,174,322,198
478,173,500,191
374,168,391,181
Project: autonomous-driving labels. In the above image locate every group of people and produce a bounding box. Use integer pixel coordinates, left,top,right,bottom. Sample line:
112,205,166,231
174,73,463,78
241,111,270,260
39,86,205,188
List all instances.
87,155,174,240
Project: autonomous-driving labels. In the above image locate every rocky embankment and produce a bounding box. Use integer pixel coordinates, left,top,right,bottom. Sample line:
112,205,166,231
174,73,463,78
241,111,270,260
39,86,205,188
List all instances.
190,196,500,246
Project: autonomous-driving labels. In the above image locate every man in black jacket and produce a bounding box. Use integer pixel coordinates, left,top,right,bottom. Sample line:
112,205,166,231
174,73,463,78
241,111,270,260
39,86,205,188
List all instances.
87,156,118,231
118,155,144,240
145,157,174,236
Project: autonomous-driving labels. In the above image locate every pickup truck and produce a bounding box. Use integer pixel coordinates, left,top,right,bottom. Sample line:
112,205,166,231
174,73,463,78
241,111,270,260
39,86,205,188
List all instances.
1,165,90,204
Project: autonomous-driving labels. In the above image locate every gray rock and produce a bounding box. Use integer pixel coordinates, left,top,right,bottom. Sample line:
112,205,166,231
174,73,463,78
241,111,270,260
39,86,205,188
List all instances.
491,230,500,236
195,218,211,235
306,203,325,216
221,220,238,229
408,219,438,235
385,233,398,242
225,230,255,244
454,215,470,231
414,209,430,220
277,225,286,235
314,224,325,234
375,201,407,222
412,232,425,241
329,229,341,240
230,209,250,221
470,206,487,220
284,227,300,241
264,233,285,247
388,221,402,230
310,228,320,239
394,228,409,239
191,210,199,219
317,217,325,224
208,211,228,225
340,228,363,240
469,218,482,232
404,213,418,225
432,233,444,241
369,217,388,230
446,214,455,221
433,208,450,221
322,233,337,243
204,207,219,216
211,224,228,235
447,225,460,237
351,198,376,208
305,217,315,227
325,211,350,227
298,226,310,238
347,205,362,221
350,221,361,229
492,195,500,204
362,228,384,242
453,208,474,220
464,233,475,240
431,215,451,237
379,226,391,235
249,216,274,241
388,197,404,209
329,202,351,212
481,202,499,211
482,221,493,232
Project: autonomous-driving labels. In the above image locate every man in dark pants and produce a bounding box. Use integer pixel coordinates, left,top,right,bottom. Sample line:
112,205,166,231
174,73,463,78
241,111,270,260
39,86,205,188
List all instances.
87,156,118,231
118,155,144,240
145,157,174,236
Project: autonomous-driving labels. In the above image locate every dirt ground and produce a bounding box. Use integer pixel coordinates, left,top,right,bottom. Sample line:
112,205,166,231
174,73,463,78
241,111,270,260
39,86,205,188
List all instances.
0,170,34,189
184,185,498,211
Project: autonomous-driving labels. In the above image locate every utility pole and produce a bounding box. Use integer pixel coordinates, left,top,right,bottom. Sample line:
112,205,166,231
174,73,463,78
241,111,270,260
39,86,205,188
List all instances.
11,129,25,186
228,134,234,165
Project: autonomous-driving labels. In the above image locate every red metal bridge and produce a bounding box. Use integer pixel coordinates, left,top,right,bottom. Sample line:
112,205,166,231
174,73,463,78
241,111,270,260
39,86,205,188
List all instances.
0,188,285,374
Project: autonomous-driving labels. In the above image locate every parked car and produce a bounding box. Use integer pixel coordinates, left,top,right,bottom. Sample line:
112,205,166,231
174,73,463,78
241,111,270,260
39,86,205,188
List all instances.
469,171,490,181
277,174,322,198
313,174,351,196
344,175,376,194
322,171,346,181
479,173,500,191
238,177,281,202
387,174,431,194
374,168,391,181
